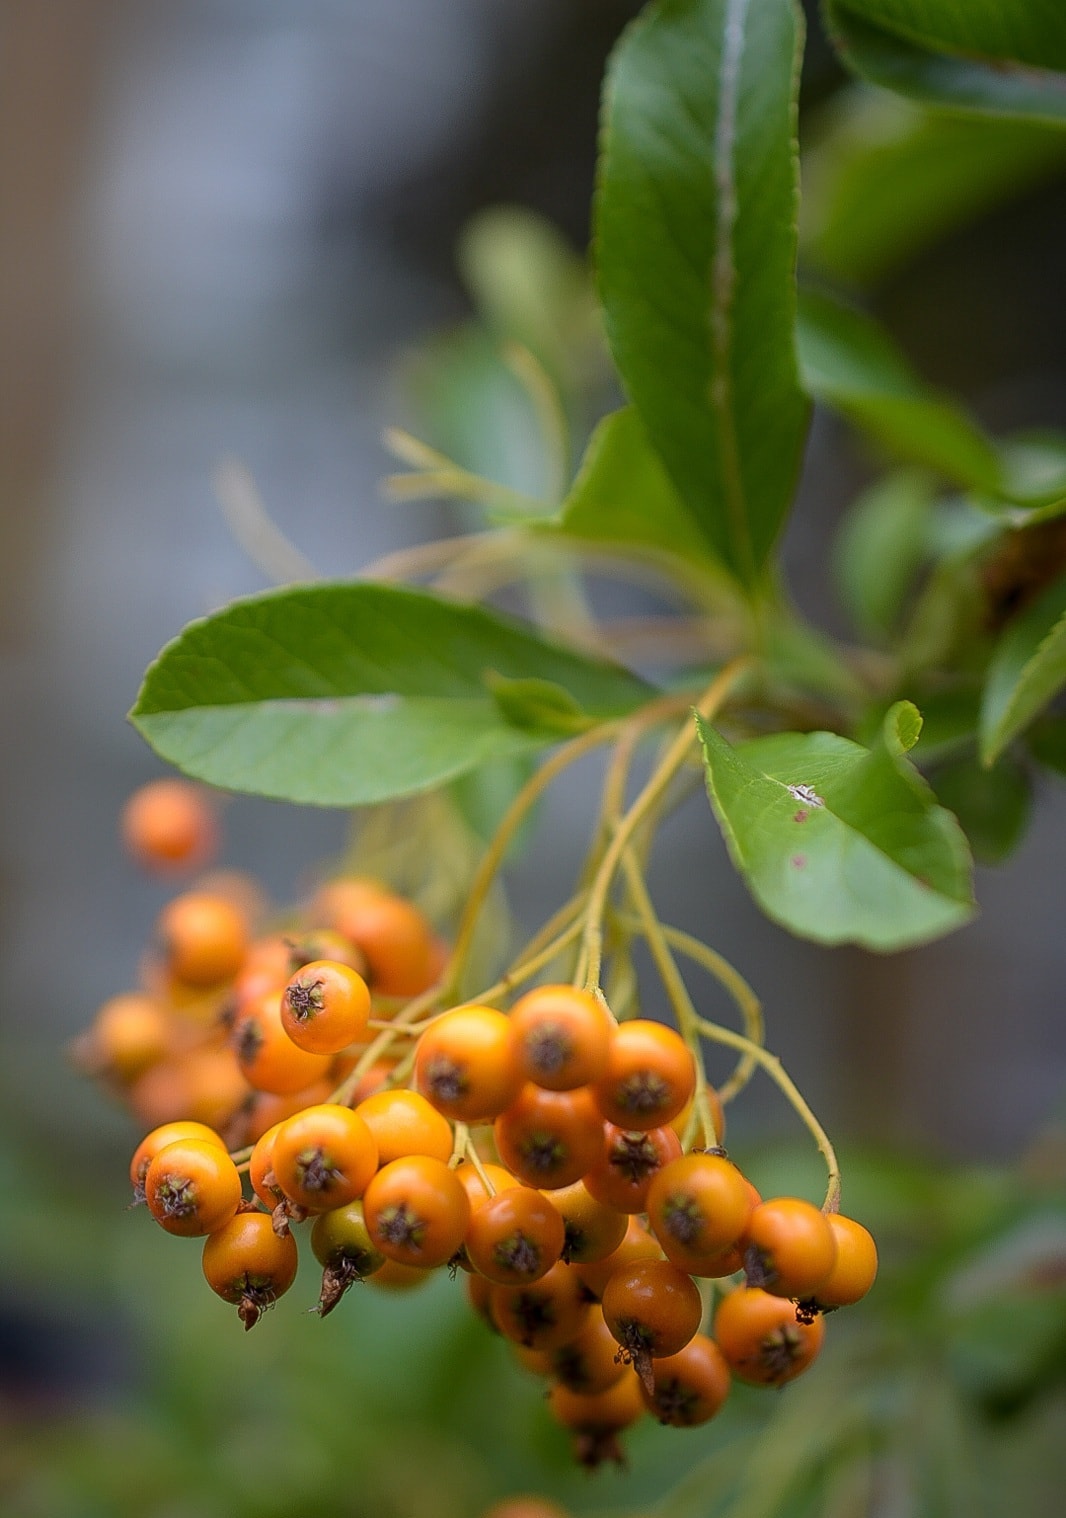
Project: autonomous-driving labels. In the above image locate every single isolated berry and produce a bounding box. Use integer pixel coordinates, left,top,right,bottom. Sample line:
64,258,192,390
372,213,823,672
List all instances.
121,778,219,874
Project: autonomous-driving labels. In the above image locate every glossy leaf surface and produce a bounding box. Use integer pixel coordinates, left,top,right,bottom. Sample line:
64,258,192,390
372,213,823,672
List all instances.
552,407,725,571
797,289,1002,491
825,0,1066,125
801,86,1066,287
131,584,652,805
979,574,1066,765
833,469,935,638
698,702,974,949
929,752,1031,864
596,0,809,585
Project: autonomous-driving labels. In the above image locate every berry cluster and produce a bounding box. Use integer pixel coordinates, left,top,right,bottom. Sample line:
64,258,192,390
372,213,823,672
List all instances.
80,779,877,1470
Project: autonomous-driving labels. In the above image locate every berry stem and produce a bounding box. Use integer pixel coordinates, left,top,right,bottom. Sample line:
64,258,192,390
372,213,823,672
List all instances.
613,913,764,1103
580,658,754,991
448,1121,470,1169
459,1133,497,1197
381,428,547,519
443,725,623,999
693,1014,842,1213
617,850,719,1150
473,911,587,1006
358,524,503,584
331,981,442,1106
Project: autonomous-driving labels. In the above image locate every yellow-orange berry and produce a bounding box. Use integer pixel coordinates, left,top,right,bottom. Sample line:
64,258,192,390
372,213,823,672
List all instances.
157,892,249,988
121,779,218,873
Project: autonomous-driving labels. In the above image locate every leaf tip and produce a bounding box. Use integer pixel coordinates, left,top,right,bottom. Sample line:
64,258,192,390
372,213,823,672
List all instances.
884,699,923,755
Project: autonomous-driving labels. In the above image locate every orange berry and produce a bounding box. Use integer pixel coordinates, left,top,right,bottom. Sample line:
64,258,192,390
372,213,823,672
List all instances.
271,1104,378,1213
280,959,371,1055
144,1138,243,1237
547,1368,645,1467
129,1120,227,1194
547,1308,629,1396
584,1123,682,1215
601,1258,702,1364
127,1060,197,1130
202,1211,298,1329
315,878,437,997
353,1089,453,1167
507,984,613,1091
493,1084,604,1190
232,988,332,1095
86,992,172,1081
128,1047,249,1133
121,779,218,874
465,1187,566,1286
713,1286,825,1386
806,1214,878,1310
157,892,248,987
646,1153,754,1272
414,1005,522,1123
490,1261,589,1351
547,1366,644,1435
363,1154,470,1269
181,1046,251,1129
639,1332,731,1426
592,1020,695,1130
545,1179,628,1265
742,1197,838,1299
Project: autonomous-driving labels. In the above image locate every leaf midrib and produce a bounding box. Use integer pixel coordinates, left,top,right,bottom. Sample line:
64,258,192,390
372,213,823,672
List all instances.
709,0,755,581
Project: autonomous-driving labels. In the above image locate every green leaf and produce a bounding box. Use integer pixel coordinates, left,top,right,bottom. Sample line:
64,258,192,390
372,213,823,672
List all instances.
907,685,982,764
762,602,867,705
979,573,1066,765
833,468,936,637
978,432,1066,518
797,288,1002,490
550,407,727,572
456,206,601,391
1025,712,1066,775
595,0,809,586
929,752,1032,863
825,0,1066,126
801,85,1066,288
697,700,975,949
407,327,550,504
448,755,538,847
484,673,594,736
130,583,652,806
